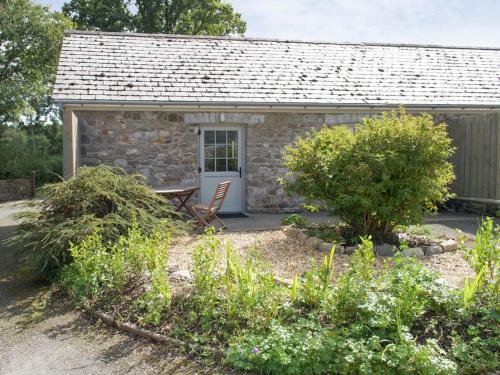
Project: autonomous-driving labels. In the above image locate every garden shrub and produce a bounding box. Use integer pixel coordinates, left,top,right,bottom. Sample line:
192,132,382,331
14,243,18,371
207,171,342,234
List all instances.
281,213,307,228
60,223,172,324
281,108,455,239
12,165,185,278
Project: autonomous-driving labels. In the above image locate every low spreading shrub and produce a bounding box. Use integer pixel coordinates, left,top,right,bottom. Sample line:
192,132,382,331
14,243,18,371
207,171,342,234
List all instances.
281,213,307,228
60,223,172,324
281,108,455,240
12,165,185,278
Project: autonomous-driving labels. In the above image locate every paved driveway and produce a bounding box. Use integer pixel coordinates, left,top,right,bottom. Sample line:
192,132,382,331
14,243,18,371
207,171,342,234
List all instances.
0,201,233,375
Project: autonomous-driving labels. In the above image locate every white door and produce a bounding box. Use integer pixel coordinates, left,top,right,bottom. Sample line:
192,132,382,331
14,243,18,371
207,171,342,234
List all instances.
199,127,244,213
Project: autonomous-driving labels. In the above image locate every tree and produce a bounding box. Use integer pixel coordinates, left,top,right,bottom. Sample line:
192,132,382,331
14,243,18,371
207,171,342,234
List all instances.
63,0,246,35
281,108,455,240
62,0,133,32
0,0,71,128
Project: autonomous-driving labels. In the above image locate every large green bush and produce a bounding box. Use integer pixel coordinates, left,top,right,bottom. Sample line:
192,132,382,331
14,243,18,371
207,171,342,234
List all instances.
281,108,455,238
12,165,185,278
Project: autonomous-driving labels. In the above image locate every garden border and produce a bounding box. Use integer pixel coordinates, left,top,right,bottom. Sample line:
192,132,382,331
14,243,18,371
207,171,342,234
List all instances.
85,307,226,359
282,225,458,257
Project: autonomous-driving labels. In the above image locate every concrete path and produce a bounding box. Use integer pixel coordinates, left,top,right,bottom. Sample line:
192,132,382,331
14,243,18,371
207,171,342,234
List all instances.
224,210,496,239
0,201,234,375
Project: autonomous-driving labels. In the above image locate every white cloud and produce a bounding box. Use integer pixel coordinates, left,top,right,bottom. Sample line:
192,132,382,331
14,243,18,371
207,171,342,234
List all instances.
232,0,500,47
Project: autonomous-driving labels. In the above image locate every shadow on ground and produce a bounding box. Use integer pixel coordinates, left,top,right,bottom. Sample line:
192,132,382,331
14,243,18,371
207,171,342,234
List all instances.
0,201,238,375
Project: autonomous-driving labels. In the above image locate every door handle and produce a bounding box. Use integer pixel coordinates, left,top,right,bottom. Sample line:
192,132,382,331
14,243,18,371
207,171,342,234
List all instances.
239,167,242,178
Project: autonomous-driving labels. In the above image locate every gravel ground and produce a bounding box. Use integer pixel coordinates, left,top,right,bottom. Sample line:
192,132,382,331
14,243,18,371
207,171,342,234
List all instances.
169,229,475,287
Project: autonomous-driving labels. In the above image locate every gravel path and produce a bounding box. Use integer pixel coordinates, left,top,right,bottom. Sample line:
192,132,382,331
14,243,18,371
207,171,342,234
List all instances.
169,229,475,287
0,201,233,375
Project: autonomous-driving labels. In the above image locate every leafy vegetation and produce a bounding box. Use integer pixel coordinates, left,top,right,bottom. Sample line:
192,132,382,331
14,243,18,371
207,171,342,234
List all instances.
281,213,307,228
62,0,246,35
460,217,499,296
0,125,62,185
281,108,455,240
60,223,172,324
12,166,185,278
0,0,70,183
57,221,499,374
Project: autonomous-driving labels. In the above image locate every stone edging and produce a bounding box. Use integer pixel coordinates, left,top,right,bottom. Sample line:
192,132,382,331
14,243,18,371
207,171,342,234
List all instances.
85,308,226,359
282,226,458,257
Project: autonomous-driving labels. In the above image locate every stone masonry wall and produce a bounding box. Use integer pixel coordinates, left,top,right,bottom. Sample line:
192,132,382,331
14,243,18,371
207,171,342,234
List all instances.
75,110,373,212
74,110,484,213
76,111,199,187
0,179,34,202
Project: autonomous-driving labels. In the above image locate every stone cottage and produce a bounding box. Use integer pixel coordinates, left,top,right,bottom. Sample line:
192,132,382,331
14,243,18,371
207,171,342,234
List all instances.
53,31,500,213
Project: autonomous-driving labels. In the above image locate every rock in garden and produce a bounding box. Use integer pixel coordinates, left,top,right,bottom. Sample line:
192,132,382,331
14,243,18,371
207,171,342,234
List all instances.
440,239,458,252
376,243,397,257
400,247,424,257
334,244,345,255
283,226,300,239
170,269,192,281
422,245,443,256
318,241,332,253
344,245,358,255
167,264,180,273
306,237,323,249
296,231,308,243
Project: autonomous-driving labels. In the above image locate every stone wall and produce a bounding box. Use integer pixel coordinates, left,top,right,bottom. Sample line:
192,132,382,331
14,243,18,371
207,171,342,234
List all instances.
73,110,494,213
76,111,199,187
0,179,34,202
75,110,375,212
245,113,372,212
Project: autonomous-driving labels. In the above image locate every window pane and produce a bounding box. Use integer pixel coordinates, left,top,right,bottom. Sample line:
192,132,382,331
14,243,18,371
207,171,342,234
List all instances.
204,130,215,144
216,159,227,172
205,159,215,172
216,144,227,157
228,159,238,171
216,131,226,144
227,131,237,144
227,142,238,158
204,144,215,158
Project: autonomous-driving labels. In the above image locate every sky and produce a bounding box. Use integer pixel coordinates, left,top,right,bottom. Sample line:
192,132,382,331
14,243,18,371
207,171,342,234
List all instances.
38,0,500,47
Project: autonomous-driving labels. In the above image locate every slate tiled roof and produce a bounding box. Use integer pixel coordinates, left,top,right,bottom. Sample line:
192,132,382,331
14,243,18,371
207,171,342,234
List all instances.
53,31,500,107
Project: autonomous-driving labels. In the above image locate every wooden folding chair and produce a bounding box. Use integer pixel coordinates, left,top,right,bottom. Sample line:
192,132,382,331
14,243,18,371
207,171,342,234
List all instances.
191,181,231,229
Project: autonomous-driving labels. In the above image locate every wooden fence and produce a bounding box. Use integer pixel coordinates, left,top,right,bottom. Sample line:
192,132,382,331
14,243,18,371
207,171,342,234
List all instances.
447,113,500,201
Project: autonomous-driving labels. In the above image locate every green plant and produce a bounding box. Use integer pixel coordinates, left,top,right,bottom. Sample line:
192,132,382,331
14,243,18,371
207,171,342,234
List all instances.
60,222,171,309
190,227,221,329
281,213,307,228
11,165,185,278
281,108,455,239
228,319,457,375
462,217,499,295
406,224,432,237
296,247,335,308
463,267,485,308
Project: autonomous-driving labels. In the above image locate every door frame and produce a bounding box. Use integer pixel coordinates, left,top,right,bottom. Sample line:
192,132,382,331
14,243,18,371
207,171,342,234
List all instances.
198,124,246,214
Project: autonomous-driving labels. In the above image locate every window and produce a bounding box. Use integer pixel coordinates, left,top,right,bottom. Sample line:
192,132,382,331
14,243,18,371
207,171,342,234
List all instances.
204,130,238,172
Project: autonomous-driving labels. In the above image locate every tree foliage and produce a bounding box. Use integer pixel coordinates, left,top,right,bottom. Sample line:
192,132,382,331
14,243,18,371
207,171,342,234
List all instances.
63,0,246,35
62,0,132,32
0,125,62,184
0,0,71,127
281,108,455,239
